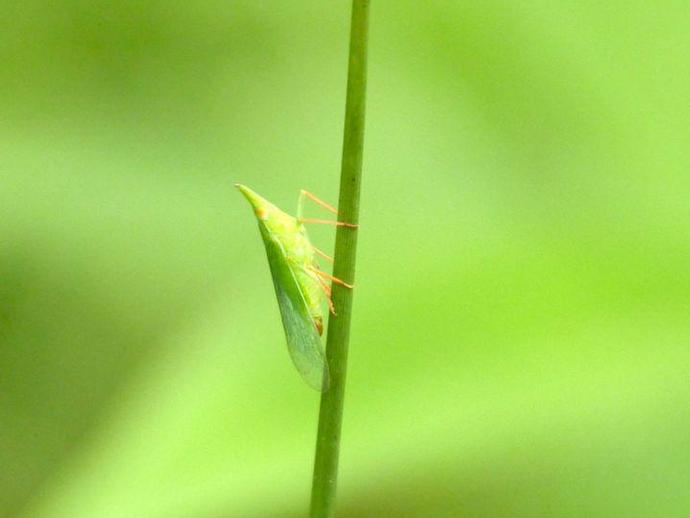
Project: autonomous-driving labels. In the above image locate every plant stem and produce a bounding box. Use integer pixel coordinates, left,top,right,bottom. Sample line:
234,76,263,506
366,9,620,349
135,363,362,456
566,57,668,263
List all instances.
310,1,370,516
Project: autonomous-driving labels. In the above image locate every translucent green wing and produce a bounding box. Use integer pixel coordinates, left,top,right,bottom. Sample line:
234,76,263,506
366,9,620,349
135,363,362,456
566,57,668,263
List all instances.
258,225,330,392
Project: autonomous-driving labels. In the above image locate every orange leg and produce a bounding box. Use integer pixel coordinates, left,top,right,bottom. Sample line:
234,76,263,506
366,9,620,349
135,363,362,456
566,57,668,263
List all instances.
300,189,338,214
315,275,336,315
300,218,358,228
308,266,354,289
296,189,357,227
313,246,334,263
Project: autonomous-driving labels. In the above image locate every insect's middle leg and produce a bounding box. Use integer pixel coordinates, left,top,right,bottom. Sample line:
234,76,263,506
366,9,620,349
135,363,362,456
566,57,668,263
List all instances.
313,245,334,263
307,265,354,289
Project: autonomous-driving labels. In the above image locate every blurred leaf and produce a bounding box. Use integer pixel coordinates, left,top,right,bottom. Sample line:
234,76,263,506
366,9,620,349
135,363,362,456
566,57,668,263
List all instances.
2,1,689,517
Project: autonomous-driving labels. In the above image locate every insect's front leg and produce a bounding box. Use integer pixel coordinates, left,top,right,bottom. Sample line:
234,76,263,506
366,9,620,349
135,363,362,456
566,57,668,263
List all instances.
296,189,357,227
299,218,358,227
297,189,338,220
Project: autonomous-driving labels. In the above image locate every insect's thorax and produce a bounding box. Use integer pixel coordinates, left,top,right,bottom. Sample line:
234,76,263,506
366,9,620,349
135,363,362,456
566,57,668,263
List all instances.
264,212,313,265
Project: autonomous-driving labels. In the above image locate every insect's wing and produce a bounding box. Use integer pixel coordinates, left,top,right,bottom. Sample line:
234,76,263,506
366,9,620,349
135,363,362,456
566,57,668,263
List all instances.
258,225,330,392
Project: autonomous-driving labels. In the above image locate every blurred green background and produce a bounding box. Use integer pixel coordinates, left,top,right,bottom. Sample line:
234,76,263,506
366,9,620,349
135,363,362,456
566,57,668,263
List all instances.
2,1,689,517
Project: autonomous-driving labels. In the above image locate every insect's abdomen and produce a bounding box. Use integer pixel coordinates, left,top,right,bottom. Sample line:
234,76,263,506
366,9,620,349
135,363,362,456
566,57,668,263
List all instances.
294,267,325,331
278,226,325,334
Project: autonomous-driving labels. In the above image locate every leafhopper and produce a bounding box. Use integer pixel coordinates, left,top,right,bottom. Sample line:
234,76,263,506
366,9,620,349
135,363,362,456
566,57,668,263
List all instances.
235,184,356,392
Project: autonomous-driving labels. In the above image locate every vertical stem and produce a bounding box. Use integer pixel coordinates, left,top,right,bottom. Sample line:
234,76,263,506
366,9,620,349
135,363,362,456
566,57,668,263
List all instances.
310,1,370,517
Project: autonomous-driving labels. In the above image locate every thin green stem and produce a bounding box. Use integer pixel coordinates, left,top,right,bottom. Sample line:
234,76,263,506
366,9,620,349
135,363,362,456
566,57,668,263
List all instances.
309,1,370,517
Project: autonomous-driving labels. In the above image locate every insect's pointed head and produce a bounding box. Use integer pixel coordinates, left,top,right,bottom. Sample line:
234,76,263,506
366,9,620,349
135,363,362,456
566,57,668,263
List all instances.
235,183,273,221
235,183,288,225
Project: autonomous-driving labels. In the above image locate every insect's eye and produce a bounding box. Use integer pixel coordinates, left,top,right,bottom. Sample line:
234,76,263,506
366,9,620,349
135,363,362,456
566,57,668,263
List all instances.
255,207,268,220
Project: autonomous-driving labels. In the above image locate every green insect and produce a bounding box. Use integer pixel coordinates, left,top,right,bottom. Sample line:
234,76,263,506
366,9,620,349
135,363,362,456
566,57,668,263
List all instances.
235,184,356,392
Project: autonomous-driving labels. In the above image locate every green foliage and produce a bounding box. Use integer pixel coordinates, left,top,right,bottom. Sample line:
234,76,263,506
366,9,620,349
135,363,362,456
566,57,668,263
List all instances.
2,1,690,517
